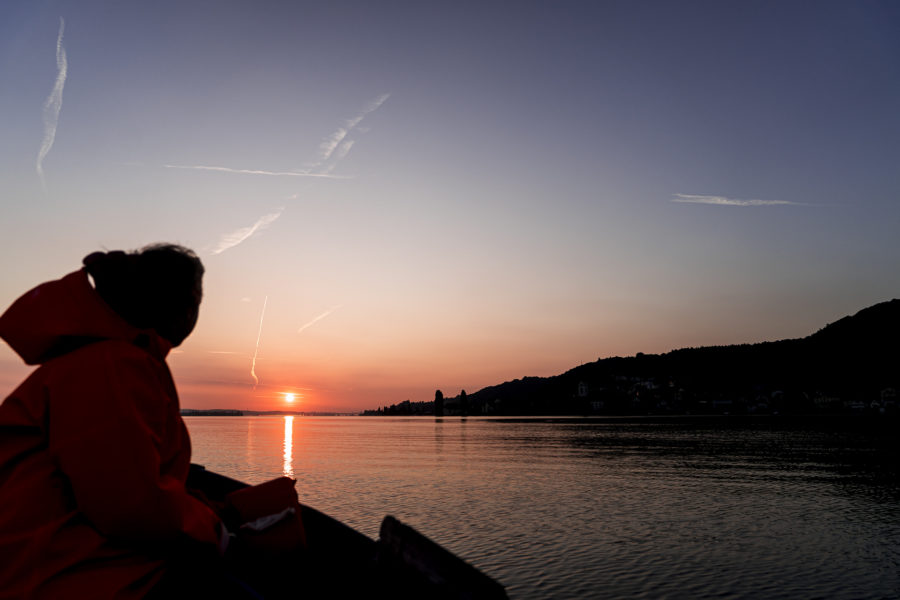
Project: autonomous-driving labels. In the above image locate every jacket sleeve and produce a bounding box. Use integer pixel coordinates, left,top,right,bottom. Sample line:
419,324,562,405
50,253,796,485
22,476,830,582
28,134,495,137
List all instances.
47,342,221,547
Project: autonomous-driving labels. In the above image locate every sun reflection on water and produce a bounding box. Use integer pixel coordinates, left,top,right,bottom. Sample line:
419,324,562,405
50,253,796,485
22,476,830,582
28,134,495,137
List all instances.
283,415,294,478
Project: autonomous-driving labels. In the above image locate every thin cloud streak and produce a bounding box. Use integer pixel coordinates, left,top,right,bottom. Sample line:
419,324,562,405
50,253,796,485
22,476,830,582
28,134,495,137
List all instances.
211,209,283,255
335,140,355,160
180,377,314,391
297,305,342,334
163,93,388,180
250,296,268,388
672,193,800,207
164,164,349,178
317,130,349,164
36,17,67,188
314,93,390,166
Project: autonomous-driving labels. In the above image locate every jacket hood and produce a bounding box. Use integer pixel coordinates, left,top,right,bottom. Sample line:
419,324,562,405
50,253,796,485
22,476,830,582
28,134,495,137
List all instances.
0,269,171,365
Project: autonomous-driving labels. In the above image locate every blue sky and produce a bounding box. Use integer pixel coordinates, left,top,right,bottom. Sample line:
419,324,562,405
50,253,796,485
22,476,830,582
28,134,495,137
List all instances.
1,1,899,410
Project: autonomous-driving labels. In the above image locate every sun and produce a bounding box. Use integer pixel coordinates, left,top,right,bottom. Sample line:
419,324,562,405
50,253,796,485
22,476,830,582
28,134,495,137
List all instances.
284,392,296,404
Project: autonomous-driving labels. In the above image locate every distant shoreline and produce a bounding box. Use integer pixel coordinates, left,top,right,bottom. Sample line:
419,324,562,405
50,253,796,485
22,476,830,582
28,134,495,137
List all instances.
179,410,900,426
180,409,359,417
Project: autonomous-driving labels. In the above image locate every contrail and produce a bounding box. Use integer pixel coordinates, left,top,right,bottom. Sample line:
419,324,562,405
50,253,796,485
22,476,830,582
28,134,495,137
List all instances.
297,305,341,334
672,193,800,207
211,208,283,255
334,140,355,160
163,164,349,178
315,93,390,165
36,17,67,189
165,93,389,179
250,295,268,388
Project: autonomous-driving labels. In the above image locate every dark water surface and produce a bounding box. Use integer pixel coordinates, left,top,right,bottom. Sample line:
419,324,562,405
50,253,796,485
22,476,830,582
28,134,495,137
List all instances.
186,416,900,599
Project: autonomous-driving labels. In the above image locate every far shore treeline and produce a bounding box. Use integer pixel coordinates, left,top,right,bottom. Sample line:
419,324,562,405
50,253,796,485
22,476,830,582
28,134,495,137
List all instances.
364,299,900,418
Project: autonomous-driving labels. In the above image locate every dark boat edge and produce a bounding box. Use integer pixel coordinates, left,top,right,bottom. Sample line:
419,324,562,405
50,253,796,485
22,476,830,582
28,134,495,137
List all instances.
188,464,509,599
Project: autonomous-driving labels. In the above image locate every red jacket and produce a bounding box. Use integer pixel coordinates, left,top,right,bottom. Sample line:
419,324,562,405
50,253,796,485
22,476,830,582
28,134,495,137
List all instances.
0,269,221,599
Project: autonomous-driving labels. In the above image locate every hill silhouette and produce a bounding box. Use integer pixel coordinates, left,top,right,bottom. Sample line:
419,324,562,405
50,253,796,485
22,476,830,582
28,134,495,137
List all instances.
372,300,900,417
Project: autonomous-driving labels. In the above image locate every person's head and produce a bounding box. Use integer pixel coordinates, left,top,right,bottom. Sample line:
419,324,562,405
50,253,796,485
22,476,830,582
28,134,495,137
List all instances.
83,243,204,346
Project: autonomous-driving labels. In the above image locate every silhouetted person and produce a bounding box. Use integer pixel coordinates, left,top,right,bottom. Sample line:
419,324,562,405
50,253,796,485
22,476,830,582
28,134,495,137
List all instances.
0,244,234,598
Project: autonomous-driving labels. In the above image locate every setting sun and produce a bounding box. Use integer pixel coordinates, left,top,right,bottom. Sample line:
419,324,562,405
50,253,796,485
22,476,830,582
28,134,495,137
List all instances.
284,392,296,404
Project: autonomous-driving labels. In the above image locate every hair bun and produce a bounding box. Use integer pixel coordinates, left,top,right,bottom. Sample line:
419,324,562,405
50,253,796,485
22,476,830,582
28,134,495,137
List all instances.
82,251,106,267
82,251,129,275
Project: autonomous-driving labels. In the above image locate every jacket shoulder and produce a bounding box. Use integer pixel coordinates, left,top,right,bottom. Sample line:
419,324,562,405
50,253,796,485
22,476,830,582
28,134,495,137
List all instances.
55,338,163,366
42,339,172,396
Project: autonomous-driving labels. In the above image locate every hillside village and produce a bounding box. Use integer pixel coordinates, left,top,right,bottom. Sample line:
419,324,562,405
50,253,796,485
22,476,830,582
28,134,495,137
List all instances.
364,299,900,417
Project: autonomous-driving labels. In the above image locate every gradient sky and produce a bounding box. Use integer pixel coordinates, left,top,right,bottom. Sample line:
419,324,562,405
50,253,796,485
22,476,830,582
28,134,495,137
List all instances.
2,1,899,412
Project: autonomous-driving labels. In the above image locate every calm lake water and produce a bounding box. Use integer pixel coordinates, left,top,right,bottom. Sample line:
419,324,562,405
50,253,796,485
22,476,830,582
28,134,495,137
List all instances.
186,416,900,599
